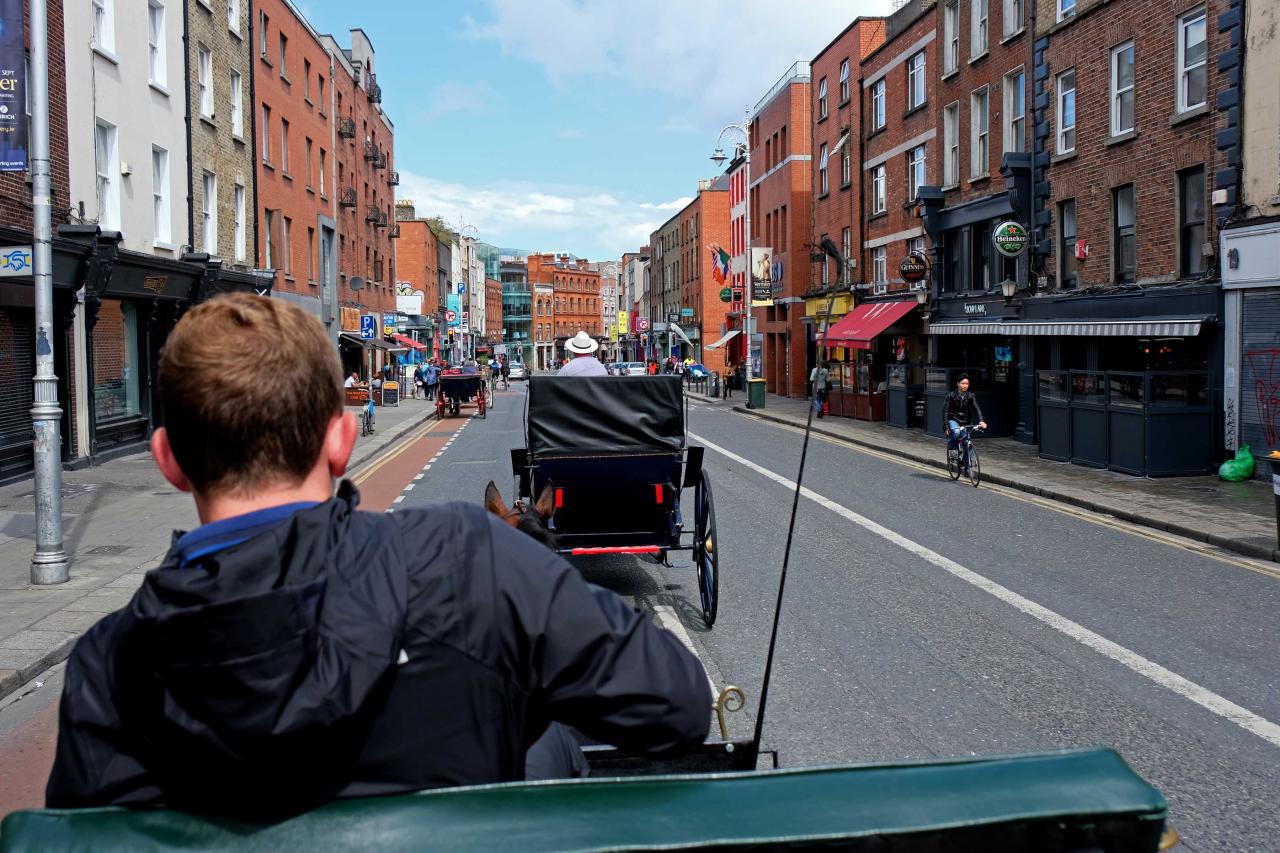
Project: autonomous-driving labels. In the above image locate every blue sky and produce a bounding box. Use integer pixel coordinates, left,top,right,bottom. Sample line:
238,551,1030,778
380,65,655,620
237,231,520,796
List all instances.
301,0,891,261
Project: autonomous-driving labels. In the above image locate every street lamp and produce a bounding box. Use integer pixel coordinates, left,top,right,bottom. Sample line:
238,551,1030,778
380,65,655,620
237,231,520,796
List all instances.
1000,277,1017,303
711,113,753,383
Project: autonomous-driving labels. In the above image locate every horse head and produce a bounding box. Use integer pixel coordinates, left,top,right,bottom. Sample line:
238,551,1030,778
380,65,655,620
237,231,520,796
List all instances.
484,481,557,551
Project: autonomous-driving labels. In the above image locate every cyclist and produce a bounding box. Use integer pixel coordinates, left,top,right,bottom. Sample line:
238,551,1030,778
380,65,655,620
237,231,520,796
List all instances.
944,373,987,464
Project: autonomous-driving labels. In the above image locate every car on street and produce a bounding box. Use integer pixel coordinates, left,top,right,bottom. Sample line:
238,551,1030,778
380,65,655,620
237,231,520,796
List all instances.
507,361,527,381
622,362,647,376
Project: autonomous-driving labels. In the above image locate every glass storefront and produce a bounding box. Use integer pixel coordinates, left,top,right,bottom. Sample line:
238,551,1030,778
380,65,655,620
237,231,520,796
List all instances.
92,299,141,422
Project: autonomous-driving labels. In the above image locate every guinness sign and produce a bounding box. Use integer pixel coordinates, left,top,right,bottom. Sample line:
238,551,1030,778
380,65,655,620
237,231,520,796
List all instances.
899,252,929,283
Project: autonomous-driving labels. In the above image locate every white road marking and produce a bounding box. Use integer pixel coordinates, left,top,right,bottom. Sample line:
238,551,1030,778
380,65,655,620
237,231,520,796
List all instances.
652,604,717,700
689,431,1280,751
393,495,405,504
414,473,424,481
403,483,415,492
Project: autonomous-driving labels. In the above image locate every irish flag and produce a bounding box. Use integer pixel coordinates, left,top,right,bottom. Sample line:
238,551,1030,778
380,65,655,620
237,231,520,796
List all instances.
708,243,730,285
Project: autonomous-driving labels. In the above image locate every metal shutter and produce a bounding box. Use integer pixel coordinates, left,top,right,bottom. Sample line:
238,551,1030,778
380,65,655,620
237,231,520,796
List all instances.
0,309,35,444
1240,290,1280,466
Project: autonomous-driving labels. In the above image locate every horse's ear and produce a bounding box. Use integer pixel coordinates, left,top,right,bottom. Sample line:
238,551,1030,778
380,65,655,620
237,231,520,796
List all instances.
484,481,508,520
534,484,555,520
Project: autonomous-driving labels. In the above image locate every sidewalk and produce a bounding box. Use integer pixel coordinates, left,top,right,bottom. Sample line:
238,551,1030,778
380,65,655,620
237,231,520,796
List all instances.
688,389,1279,564
0,397,438,701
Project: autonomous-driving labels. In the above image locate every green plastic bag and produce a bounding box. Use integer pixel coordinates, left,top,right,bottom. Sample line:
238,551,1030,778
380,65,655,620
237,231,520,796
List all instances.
1218,445,1255,481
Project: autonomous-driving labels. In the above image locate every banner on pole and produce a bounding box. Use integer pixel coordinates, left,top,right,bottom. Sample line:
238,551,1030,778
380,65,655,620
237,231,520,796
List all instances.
0,0,27,172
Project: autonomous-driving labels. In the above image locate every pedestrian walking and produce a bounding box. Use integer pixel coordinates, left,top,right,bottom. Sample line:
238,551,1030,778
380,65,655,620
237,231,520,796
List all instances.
413,364,424,399
811,362,832,418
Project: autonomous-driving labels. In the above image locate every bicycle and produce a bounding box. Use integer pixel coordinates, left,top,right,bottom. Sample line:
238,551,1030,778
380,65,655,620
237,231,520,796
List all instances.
360,395,375,436
946,425,983,487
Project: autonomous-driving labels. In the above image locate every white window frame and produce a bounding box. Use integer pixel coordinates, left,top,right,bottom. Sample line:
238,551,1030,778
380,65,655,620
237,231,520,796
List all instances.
1177,8,1207,113
871,80,886,130
306,137,314,188
910,236,927,257
970,86,989,177
1058,0,1075,21
1004,68,1025,153
908,145,926,201
1110,41,1135,136
872,247,888,284
943,101,960,186
152,147,170,244
819,143,829,194
227,0,240,34
259,11,268,57
94,119,119,230
202,172,217,252
281,118,291,173
872,164,886,213
234,184,246,261
1003,0,1023,37
944,0,960,74
841,142,851,186
197,46,213,118
261,104,271,162
971,0,988,59
319,148,326,195
264,209,275,269
92,0,115,54
818,77,828,119
230,70,243,136
1056,69,1076,154
147,1,166,88
908,53,926,109
839,60,850,102
282,217,293,274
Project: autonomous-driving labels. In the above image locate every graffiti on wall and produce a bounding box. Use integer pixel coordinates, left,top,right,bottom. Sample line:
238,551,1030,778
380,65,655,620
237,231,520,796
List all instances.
1245,348,1280,449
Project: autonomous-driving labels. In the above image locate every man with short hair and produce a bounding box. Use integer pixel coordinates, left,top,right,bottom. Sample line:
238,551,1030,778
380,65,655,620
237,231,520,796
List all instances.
558,330,608,376
47,294,709,816
944,373,988,462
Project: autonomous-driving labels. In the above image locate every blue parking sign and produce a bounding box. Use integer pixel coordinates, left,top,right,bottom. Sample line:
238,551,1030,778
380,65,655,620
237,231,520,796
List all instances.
360,314,377,339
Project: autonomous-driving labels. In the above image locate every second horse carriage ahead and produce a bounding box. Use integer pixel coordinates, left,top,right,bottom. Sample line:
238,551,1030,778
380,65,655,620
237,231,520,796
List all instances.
436,368,488,419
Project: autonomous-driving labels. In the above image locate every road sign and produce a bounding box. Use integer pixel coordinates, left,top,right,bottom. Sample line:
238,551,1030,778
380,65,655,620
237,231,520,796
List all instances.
993,221,1030,258
445,309,457,325
359,314,377,340
680,307,695,318
636,317,650,332
719,287,732,303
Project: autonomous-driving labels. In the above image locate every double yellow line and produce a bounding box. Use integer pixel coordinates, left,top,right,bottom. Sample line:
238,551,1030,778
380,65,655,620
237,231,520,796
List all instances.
350,418,444,486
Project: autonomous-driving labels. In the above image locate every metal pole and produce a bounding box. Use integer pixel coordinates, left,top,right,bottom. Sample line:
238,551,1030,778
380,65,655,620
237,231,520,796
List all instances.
742,109,753,383
28,0,69,585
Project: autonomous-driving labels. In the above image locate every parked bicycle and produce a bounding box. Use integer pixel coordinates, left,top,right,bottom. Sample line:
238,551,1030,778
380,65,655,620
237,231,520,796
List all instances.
946,425,983,487
360,395,376,437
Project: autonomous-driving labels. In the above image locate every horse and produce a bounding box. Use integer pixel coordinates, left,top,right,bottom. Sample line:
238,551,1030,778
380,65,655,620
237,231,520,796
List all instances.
484,481,557,550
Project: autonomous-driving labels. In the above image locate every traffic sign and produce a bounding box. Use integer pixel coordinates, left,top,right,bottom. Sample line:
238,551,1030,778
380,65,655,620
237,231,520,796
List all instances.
445,309,457,325
993,221,1030,258
359,314,377,340
636,317,650,332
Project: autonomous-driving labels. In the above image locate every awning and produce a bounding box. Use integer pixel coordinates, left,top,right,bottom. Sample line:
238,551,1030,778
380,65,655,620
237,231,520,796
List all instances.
818,300,917,348
705,329,742,350
340,333,407,352
669,323,694,346
928,317,1209,336
392,333,427,351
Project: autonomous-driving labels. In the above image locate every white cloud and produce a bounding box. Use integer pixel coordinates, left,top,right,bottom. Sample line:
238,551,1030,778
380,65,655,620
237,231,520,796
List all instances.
466,0,892,123
397,171,683,258
423,81,498,122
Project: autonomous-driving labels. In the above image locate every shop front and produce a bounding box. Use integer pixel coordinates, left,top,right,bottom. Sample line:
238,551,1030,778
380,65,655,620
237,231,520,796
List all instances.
815,298,924,423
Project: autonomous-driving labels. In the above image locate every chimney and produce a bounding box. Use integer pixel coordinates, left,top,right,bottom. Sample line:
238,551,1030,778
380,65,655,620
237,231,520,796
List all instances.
395,199,416,220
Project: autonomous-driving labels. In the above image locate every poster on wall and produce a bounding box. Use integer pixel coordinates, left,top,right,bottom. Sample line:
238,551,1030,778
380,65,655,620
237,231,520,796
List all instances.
0,0,27,173
750,247,773,308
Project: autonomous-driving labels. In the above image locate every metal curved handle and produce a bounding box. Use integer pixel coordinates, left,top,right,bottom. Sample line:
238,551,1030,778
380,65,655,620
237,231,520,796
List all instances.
714,685,746,740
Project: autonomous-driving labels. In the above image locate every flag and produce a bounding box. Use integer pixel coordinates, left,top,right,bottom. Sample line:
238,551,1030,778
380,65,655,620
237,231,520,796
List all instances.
708,242,730,285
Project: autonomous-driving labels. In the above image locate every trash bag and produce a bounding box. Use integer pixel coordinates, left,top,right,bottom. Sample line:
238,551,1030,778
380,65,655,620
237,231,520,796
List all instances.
1217,445,1255,481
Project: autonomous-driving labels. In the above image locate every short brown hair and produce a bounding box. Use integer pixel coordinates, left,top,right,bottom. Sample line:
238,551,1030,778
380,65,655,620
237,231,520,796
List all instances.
157,294,343,495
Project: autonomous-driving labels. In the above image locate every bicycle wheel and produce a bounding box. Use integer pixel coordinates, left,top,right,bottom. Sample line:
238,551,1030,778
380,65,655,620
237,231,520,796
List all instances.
946,444,961,480
361,410,372,436
967,443,981,487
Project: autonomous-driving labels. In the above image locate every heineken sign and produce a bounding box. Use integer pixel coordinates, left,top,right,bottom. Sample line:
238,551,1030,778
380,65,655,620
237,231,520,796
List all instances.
992,221,1030,258
719,287,732,303
899,252,929,283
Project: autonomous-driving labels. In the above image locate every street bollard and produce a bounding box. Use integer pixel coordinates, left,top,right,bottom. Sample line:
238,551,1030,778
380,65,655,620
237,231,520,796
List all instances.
1271,450,1280,549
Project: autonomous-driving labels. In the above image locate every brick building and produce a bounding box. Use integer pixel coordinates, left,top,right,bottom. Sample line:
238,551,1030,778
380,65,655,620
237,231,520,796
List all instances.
392,200,442,355
723,155,750,372
676,177,731,374
749,62,813,398
484,276,502,349
253,0,338,332
529,254,602,353
649,214,681,361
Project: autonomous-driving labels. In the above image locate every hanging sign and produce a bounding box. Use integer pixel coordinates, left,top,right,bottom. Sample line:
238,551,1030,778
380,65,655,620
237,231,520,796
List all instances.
993,221,1031,258
719,287,732,303
750,247,774,307
0,0,28,173
899,252,929,283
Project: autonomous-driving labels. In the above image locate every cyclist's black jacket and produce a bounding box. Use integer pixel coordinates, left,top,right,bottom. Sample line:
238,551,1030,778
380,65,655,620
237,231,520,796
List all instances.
46,483,710,816
943,390,985,427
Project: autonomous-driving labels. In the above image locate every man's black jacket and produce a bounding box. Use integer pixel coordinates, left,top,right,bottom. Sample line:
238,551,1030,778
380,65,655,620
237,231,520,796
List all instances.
943,390,985,428
46,484,710,815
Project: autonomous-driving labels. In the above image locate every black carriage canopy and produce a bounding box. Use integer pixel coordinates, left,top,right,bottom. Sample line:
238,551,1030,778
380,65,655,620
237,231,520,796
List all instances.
527,376,685,457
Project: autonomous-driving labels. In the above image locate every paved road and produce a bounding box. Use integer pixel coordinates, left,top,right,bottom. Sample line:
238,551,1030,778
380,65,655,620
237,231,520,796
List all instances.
3,380,1277,849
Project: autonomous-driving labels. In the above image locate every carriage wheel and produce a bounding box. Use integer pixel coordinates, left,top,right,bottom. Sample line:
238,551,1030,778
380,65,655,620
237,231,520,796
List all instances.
477,386,487,419
693,472,719,628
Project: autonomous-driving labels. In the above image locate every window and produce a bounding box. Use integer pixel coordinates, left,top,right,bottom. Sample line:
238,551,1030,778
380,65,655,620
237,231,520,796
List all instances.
1112,184,1136,283
94,119,119,229
227,0,239,33
1003,0,1023,36
281,119,290,173
818,77,828,119
92,0,115,53
1178,8,1207,113
873,247,888,284
319,148,326,195
943,102,960,186
944,0,959,74
304,59,312,99
152,147,169,244
871,80,885,130
305,137,313,187
202,172,217,252
282,217,293,274
839,60,850,102
259,11,268,58
317,75,325,111
840,140,851,185
1110,41,1135,135
264,209,275,269
279,34,288,77
1004,69,1025,153
908,53,926,108
197,47,213,117
1058,0,1075,21
873,164,886,213
230,70,243,136
910,236,927,257
843,227,852,266
1056,69,1076,153
260,104,271,162
971,0,988,57
1059,200,1077,289
148,2,166,87
1179,166,1206,276
819,144,829,195
234,184,246,261
970,86,989,177
908,146,926,201
821,234,830,284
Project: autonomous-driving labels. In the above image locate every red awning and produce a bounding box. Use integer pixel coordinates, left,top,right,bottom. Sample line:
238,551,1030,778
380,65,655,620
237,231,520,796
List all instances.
392,333,427,351
818,300,917,349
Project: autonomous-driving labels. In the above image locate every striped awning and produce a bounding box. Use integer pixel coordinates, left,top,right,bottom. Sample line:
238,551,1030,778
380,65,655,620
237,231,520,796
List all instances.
928,317,1209,337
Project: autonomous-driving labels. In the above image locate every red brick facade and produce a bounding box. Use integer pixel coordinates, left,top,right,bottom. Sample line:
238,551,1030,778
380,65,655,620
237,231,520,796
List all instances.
527,253,602,346
393,217,440,314
484,277,502,342
677,180,731,374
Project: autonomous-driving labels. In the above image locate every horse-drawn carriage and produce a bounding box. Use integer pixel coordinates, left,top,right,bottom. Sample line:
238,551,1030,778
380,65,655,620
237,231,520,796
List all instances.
436,368,487,419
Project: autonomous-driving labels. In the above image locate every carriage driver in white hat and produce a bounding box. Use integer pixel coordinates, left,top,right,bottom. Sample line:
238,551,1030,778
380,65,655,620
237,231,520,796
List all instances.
558,330,609,377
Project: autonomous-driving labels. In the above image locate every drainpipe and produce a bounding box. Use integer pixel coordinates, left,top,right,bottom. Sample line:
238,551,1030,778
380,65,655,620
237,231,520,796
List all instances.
182,0,195,250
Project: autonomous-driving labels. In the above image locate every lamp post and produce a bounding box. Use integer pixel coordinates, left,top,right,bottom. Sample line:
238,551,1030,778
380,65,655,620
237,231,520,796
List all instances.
711,112,753,383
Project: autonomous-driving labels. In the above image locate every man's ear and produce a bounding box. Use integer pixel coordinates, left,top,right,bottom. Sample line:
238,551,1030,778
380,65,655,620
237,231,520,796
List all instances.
534,484,555,520
150,427,193,493
325,412,359,479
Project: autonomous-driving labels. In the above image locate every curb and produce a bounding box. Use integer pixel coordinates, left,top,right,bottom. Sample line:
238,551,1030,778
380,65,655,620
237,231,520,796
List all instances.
730,406,1280,566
